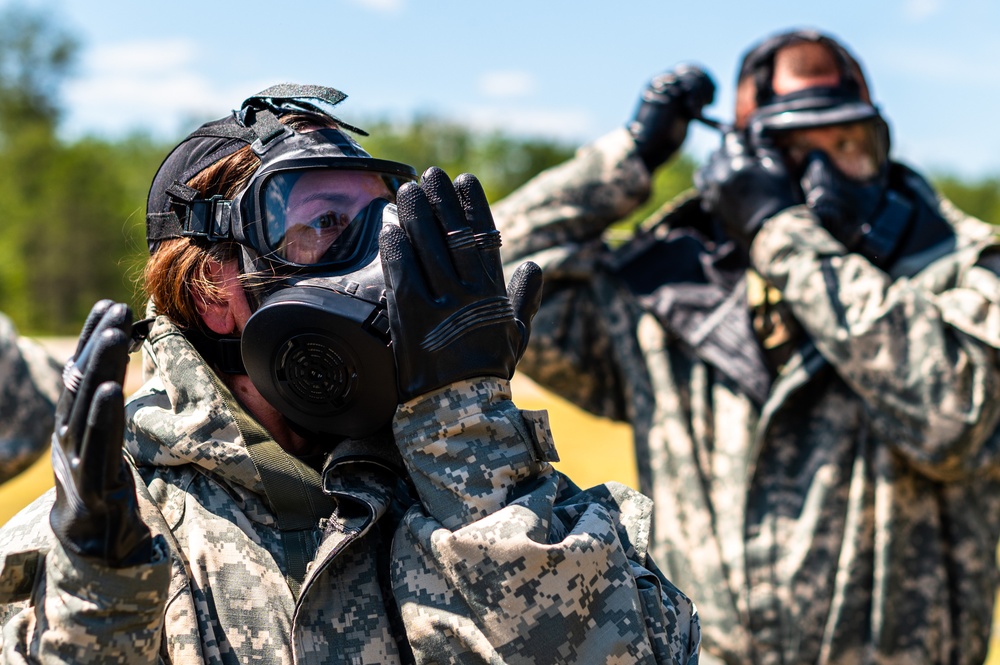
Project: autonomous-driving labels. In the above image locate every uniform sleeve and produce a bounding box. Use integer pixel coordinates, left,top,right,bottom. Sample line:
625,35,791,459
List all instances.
0,314,63,484
492,129,653,421
1,542,169,665
0,476,170,664
751,204,1000,480
389,378,701,664
493,128,652,264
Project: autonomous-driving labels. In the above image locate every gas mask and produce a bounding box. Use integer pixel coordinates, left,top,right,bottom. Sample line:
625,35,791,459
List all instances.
145,85,417,439
713,30,953,272
755,110,953,273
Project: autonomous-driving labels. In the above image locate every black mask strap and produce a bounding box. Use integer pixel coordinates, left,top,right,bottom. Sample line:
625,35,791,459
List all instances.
240,83,368,137
128,317,155,354
184,327,246,375
128,317,245,375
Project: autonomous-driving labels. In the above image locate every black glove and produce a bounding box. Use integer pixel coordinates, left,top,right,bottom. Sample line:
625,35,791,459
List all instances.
799,151,913,268
49,300,152,567
695,132,801,249
627,64,716,171
378,167,543,402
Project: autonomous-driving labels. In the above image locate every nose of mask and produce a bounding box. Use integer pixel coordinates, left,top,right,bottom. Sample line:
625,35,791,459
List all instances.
240,259,399,439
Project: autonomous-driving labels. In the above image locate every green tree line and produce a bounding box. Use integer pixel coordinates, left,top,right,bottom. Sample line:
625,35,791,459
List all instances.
0,6,996,335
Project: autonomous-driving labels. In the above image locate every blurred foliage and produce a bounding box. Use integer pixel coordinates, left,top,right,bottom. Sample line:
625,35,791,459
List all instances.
355,115,575,203
0,6,999,335
0,5,168,333
1,134,167,332
934,175,1000,226
0,4,76,135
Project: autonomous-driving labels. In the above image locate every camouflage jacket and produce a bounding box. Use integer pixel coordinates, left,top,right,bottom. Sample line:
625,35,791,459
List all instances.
493,128,1000,665
0,315,700,664
0,312,62,484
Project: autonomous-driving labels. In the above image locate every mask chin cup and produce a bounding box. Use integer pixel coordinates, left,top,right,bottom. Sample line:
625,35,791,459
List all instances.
241,285,398,439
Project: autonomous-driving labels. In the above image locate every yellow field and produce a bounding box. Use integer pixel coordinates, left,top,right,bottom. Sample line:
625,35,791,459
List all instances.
0,373,637,525
1,367,996,663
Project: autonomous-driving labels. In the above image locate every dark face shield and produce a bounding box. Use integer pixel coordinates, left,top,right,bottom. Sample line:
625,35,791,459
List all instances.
770,119,884,182
744,86,890,184
234,162,414,439
150,124,417,279
748,88,880,134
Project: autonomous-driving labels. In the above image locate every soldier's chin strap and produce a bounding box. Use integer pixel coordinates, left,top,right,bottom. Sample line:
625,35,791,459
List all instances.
128,317,246,375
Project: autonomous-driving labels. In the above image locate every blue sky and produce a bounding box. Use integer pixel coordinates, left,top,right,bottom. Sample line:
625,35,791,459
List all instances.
13,0,1000,179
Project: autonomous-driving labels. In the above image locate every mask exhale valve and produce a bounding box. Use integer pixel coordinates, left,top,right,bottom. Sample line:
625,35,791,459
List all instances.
241,275,397,439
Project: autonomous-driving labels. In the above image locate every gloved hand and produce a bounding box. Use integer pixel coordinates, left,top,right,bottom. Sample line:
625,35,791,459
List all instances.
695,132,801,249
627,64,716,172
799,150,886,248
379,167,543,402
799,151,913,268
49,300,152,567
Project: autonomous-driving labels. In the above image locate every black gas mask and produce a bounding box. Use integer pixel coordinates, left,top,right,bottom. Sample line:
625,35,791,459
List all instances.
756,112,953,275
145,84,417,439
696,30,954,273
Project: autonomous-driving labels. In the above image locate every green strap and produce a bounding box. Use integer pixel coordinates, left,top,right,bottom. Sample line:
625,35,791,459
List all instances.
245,431,336,598
211,373,336,598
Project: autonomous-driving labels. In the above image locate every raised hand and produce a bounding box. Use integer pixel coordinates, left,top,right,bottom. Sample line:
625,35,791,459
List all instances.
49,300,152,567
378,167,543,402
628,64,716,171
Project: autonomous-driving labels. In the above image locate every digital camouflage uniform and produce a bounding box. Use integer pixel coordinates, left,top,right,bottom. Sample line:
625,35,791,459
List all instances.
0,312,62,484
0,315,701,664
492,127,1000,665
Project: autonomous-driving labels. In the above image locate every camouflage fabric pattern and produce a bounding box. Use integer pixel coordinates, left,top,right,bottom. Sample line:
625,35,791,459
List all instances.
0,484,170,664
492,127,1000,665
0,315,701,663
0,312,63,484
392,381,699,664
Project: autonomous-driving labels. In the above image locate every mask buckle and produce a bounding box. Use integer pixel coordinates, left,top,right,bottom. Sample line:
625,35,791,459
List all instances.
183,196,233,242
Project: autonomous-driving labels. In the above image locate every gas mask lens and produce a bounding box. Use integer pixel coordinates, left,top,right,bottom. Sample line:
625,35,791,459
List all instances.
774,120,882,182
261,168,396,267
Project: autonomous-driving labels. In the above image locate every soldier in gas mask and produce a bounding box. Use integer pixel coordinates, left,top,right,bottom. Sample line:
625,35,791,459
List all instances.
0,85,701,663
493,29,1000,664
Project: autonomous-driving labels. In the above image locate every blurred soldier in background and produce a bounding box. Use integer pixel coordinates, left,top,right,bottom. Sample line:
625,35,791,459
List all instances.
494,28,1000,664
0,311,62,484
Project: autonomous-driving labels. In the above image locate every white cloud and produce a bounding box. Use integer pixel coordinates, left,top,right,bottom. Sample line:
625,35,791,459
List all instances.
348,0,405,15
87,39,199,74
901,0,943,21
463,105,596,142
62,39,271,138
477,71,537,99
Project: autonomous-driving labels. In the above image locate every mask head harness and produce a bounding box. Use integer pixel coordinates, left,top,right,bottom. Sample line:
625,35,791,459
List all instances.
145,84,418,439
735,29,890,165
